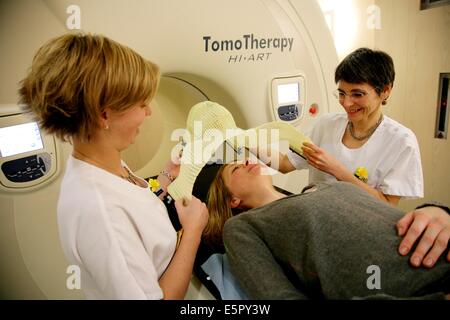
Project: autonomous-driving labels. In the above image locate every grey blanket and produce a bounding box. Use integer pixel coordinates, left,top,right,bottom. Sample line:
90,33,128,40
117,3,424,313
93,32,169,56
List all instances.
223,182,450,299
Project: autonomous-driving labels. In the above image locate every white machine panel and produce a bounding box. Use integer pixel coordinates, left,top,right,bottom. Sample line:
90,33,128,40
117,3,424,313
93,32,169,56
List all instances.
0,122,44,157
271,75,306,125
0,113,58,191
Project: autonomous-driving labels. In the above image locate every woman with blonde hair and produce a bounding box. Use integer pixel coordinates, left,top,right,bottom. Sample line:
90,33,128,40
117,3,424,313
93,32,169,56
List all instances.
19,33,208,299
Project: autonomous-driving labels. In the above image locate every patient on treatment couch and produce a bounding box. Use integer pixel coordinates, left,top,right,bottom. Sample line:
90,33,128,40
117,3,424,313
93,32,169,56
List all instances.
190,156,450,300
165,101,449,300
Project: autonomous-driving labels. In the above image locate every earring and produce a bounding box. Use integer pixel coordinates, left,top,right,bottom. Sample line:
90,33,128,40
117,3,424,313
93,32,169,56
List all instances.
105,123,109,130
382,98,388,105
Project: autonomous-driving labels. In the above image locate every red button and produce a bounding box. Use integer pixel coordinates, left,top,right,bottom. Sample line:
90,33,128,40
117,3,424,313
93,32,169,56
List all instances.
309,104,318,115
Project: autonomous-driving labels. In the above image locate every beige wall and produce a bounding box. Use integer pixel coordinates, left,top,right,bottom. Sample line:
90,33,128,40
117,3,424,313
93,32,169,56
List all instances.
375,0,450,210
0,0,66,104
317,0,376,59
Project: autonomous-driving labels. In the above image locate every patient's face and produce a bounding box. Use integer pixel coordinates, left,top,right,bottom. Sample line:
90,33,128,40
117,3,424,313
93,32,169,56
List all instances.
222,159,272,201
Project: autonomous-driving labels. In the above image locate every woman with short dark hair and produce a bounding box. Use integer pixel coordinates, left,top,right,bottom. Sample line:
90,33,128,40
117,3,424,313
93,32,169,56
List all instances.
283,48,423,206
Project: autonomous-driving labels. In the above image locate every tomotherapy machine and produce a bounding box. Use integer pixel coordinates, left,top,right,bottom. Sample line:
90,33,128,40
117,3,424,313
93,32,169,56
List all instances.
0,0,340,299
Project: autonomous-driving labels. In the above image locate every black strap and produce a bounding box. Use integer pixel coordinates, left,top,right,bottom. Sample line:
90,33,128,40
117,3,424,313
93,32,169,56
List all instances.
415,203,450,215
162,194,182,231
146,176,182,231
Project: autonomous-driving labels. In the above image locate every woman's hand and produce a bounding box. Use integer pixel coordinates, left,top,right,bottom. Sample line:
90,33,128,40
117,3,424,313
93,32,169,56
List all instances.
175,196,209,235
164,155,181,180
397,206,450,268
159,195,208,299
301,142,350,180
301,142,399,205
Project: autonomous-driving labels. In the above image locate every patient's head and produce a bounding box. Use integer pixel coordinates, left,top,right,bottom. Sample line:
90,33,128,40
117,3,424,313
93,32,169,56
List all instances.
220,159,273,209
203,159,275,246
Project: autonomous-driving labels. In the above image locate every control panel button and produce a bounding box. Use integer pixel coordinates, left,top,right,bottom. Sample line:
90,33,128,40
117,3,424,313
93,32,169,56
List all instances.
1,153,51,183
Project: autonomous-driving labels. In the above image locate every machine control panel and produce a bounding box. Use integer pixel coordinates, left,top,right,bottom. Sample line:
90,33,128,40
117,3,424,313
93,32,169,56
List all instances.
271,75,306,125
1,153,51,183
277,104,299,121
0,113,58,190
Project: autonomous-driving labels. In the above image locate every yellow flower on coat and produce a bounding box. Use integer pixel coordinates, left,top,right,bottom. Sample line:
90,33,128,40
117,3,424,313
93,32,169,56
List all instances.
148,178,160,192
354,166,369,183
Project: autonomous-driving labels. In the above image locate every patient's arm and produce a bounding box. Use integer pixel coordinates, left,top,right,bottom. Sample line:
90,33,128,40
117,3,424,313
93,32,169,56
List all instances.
397,205,450,268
